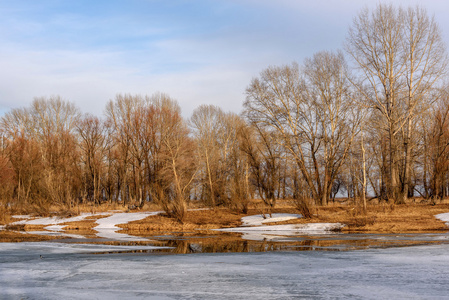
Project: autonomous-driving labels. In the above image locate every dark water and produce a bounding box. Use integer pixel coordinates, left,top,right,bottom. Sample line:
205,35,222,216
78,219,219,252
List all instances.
41,231,449,254
4,227,449,254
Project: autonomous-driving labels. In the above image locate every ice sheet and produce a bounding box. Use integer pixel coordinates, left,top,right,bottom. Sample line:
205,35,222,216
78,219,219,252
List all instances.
1,242,449,299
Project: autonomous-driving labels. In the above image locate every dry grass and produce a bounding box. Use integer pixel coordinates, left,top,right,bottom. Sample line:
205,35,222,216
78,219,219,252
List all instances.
121,208,244,233
121,201,449,234
2,200,449,242
313,203,449,233
0,230,64,242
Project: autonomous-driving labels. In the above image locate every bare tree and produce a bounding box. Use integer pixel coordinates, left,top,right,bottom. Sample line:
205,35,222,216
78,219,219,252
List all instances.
244,51,361,206
239,121,280,212
156,96,197,222
77,114,107,205
346,3,447,203
190,105,224,207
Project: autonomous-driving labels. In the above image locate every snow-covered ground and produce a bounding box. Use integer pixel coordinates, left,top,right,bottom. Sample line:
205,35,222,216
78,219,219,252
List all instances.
241,213,302,226
94,212,161,241
219,223,345,241
436,212,449,226
0,241,449,299
217,213,343,241
7,211,162,241
221,223,344,233
5,212,341,242
11,212,112,226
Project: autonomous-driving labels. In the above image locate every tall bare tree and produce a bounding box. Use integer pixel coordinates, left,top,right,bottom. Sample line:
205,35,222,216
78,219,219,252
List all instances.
190,105,224,207
346,3,447,203
245,51,361,205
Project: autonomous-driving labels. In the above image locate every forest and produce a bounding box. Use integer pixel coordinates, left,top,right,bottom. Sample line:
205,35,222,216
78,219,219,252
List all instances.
1,4,448,222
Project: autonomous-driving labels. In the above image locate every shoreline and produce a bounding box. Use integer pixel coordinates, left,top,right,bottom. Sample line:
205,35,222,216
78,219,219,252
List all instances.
1,203,449,243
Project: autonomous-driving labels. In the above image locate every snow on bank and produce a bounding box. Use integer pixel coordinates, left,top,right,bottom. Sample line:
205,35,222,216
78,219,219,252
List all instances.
435,212,449,226
94,211,161,241
12,212,111,226
219,223,344,234
11,215,32,219
217,213,344,241
241,213,302,226
8,211,163,241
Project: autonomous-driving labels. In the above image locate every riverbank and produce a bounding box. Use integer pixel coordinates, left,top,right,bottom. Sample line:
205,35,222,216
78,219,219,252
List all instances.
1,201,449,242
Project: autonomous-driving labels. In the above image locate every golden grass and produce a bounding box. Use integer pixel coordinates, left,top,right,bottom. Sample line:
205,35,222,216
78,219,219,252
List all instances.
314,203,449,233
0,230,64,242
121,201,449,234
2,200,449,243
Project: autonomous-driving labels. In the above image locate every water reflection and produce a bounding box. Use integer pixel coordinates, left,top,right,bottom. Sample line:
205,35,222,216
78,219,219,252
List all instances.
135,232,449,254
3,227,449,254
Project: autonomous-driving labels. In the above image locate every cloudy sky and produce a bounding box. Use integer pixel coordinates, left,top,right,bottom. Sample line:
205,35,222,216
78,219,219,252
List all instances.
0,0,448,118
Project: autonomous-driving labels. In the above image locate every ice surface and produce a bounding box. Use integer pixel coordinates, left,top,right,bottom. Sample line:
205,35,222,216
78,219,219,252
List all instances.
241,213,302,226
19,230,90,239
1,242,449,299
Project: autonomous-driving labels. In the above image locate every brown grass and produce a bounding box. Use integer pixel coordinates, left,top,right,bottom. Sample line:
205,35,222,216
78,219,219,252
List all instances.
2,200,449,242
120,208,244,233
313,203,449,233
0,230,64,242
120,201,449,234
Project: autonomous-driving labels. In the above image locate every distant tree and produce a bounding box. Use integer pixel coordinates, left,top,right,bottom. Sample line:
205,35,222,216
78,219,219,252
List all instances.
77,114,108,205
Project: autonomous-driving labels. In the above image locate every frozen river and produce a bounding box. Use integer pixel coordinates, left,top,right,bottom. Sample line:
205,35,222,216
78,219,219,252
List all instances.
1,241,449,299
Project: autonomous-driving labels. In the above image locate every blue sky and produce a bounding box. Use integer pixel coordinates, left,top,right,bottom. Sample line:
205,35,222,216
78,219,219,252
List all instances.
0,0,448,117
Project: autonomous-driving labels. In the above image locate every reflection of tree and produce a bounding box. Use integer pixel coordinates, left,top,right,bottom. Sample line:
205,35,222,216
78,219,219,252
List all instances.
162,236,349,254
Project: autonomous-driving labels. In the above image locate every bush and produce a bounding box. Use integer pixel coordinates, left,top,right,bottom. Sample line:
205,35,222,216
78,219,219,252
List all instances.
293,197,313,219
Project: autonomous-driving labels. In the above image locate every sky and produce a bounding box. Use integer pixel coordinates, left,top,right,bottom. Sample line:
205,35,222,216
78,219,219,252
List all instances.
1,0,448,118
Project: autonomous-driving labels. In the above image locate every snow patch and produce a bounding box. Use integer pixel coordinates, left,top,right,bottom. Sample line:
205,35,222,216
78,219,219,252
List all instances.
241,213,302,226
23,230,87,239
435,212,449,226
217,213,344,241
44,225,65,232
9,211,163,241
219,223,344,233
12,212,111,226
94,211,161,241
11,215,32,219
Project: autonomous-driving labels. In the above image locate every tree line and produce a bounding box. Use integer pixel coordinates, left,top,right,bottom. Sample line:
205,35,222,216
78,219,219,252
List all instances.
1,4,448,221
